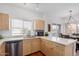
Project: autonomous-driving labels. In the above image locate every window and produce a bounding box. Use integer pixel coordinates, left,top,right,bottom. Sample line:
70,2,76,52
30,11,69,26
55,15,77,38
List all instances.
12,19,23,28
11,19,32,36
51,24,61,36
24,21,32,30
12,19,23,36
23,21,32,35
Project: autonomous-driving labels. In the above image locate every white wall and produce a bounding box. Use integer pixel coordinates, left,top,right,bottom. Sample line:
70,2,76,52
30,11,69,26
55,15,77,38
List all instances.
0,4,44,37
0,4,43,20
43,13,64,32
1,4,78,37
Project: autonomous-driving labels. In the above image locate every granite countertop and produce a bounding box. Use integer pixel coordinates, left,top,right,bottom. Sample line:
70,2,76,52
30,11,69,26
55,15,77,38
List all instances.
0,37,34,44
38,36,77,46
0,36,77,45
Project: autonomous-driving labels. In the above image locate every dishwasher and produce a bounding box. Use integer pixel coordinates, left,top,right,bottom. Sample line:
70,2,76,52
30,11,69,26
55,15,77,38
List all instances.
5,40,22,56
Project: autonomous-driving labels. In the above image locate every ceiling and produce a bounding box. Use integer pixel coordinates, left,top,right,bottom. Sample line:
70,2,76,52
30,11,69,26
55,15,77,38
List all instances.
1,3,79,18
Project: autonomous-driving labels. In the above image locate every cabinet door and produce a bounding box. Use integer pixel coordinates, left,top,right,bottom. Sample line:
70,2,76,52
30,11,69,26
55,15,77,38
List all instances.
41,39,65,56
0,14,2,30
23,39,32,56
52,46,59,56
52,43,65,56
65,44,74,56
31,38,40,53
40,39,47,55
2,14,9,30
44,40,54,56
0,43,5,56
34,20,45,30
0,13,9,30
41,39,53,56
18,41,23,56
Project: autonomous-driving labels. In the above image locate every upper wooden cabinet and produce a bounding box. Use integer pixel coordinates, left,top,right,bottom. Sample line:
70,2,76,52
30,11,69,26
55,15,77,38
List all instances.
34,20,45,30
0,13,9,30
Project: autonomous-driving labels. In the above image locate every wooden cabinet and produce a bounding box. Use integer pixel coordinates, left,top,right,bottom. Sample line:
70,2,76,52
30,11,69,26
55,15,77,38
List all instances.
23,39,32,56
41,39,51,55
18,41,23,56
0,13,9,30
52,42,64,56
64,44,74,56
31,38,41,53
0,43,5,56
40,39,46,55
41,39,72,56
0,38,74,56
23,38,41,56
34,20,45,30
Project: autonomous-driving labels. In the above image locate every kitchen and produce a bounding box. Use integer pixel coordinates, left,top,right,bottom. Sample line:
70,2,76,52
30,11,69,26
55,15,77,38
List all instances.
0,3,78,56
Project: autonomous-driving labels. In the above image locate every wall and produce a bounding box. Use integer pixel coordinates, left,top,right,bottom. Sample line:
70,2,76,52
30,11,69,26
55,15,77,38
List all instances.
0,4,44,37
1,4,77,37
43,13,64,33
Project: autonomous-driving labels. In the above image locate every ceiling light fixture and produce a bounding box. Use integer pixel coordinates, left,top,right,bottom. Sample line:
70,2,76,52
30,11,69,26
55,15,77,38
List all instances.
66,10,77,24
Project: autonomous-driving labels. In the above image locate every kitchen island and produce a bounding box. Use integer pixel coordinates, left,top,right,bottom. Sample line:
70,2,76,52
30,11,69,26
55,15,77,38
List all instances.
39,36,77,56
0,36,77,56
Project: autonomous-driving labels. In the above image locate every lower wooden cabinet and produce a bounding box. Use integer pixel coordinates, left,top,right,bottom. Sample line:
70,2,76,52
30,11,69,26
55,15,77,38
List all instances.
0,43,5,56
41,39,54,56
23,38,41,56
23,39,32,55
40,39,71,56
0,38,75,56
40,39,47,55
31,38,41,53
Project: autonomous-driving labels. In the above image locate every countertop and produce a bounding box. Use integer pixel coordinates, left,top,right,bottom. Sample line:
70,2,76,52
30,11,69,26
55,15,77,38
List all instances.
0,37,34,44
0,36,77,45
38,36,77,46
